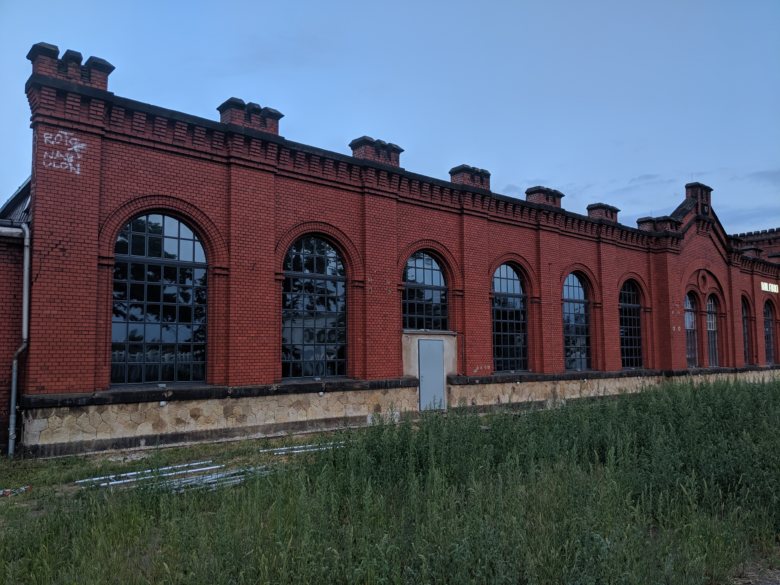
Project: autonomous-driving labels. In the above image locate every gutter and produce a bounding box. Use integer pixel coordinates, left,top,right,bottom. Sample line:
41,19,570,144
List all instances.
0,224,30,457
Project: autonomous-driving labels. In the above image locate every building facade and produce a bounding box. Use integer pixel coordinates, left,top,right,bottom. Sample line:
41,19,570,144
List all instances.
2,43,779,455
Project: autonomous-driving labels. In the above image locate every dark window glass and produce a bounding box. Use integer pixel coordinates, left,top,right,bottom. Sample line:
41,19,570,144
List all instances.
403,252,448,331
563,273,590,370
765,302,776,366
492,264,527,371
282,235,346,378
742,298,752,365
706,295,719,367
619,280,643,368
684,293,698,368
112,214,206,384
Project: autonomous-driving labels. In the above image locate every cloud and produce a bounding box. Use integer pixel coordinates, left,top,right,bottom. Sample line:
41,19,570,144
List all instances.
744,168,780,187
627,173,675,186
629,173,661,184
197,30,349,79
500,180,551,198
714,203,780,233
501,183,525,197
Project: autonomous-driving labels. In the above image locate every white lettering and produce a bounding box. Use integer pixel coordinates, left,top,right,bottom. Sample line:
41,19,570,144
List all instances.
761,282,779,294
40,130,86,175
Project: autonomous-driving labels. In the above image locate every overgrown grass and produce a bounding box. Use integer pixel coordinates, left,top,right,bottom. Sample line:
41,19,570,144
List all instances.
2,381,779,584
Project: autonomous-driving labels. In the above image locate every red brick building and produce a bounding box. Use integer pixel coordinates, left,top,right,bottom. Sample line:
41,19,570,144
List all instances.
2,43,779,455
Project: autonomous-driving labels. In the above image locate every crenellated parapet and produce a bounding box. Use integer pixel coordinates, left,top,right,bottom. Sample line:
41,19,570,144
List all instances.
24,41,689,255
636,215,683,233
735,227,780,240
27,43,114,91
525,186,564,208
217,98,284,136
587,203,619,223
730,227,780,263
449,164,490,191
349,136,404,167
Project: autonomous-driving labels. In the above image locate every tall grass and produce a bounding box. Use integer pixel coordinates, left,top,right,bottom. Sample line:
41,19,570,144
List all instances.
2,380,779,584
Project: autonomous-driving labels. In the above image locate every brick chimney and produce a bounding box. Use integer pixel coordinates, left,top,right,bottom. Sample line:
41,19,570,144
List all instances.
636,216,682,232
587,203,619,223
27,42,114,91
526,186,564,208
217,98,284,135
685,182,713,216
349,136,403,167
449,165,490,190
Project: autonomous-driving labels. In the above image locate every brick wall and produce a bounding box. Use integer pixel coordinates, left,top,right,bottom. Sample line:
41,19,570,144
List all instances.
0,240,23,448
12,43,780,405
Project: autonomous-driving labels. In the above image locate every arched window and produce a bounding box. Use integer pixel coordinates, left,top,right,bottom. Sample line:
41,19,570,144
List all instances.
112,213,207,384
741,298,752,365
619,280,643,368
765,302,776,366
562,273,590,371
403,251,448,330
706,295,719,366
684,293,698,368
492,264,528,371
282,235,346,378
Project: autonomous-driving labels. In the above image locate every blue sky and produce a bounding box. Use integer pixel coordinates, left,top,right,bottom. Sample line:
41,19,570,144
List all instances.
1,0,778,233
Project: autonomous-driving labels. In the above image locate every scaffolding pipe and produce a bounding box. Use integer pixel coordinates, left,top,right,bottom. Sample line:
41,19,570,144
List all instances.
3,223,30,457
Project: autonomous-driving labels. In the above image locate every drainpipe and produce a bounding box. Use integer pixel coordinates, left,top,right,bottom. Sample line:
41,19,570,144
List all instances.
2,223,30,457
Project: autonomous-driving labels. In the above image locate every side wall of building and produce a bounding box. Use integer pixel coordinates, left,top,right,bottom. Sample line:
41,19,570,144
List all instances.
0,239,23,449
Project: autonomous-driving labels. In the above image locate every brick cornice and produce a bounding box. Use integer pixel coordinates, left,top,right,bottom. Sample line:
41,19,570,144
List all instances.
26,72,698,254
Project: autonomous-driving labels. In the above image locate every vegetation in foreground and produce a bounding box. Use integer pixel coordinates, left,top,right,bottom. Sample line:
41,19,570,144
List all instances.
1,381,779,584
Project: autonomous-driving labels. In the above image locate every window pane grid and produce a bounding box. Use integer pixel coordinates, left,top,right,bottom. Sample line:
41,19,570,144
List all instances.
684,293,698,368
112,214,207,384
563,273,590,371
706,296,719,367
282,236,346,378
492,265,527,371
403,252,448,331
765,303,776,366
619,281,642,368
742,299,752,365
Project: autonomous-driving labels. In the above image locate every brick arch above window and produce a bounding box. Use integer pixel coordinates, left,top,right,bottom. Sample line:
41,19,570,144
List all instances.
616,272,651,306
764,296,780,315
275,221,364,284
740,292,756,315
559,263,600,305
680,265,725,298
99,195,228,269
397,239,463,291
487,253,538,299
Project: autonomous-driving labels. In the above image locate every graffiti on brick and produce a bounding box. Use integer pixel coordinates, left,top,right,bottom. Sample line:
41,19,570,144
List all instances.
41,130,86,175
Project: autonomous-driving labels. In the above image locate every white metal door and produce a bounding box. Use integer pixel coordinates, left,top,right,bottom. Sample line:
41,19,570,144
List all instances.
418,339,445,410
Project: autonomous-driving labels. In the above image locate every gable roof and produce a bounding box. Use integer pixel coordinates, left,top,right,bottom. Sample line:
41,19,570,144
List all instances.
0,177,31,223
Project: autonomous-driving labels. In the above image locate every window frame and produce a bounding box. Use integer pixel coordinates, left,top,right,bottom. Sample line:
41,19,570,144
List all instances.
402,251,449,331
741,297,752,366
111,212,208,385
618,280,643,369
562,272,591,371
281,235,347,379
705,295,719,367
765,301,776,366
491,264,528,372
684,292,699,368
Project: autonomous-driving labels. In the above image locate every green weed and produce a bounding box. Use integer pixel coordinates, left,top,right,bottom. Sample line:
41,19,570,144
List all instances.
1,380,778,584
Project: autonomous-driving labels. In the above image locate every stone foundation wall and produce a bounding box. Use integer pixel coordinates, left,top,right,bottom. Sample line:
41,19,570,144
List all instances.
23,385,419,455
448,369,780,409
21,368,780,456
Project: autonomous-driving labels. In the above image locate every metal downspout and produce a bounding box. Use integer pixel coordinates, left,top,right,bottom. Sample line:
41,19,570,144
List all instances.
8,223,30,457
